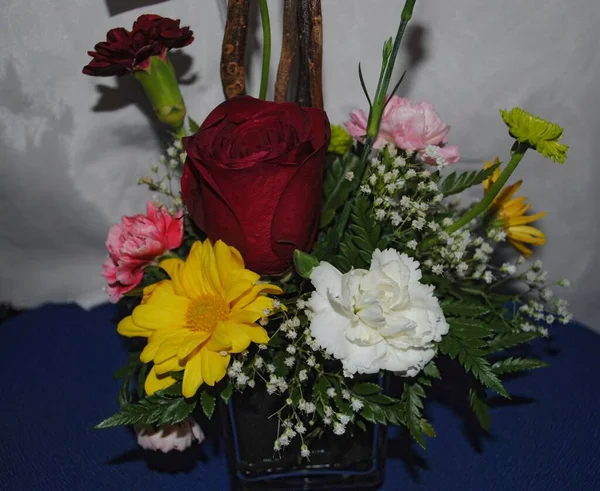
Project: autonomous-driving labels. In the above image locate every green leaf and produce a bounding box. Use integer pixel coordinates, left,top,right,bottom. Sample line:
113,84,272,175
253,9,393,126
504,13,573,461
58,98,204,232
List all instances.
293,250,320,279
136,362,149,399
440,161,501,196
401,382,428,449
200,391,216,419
491,357,548,375
420,418,436,438
188,116,200,133
486,332,541,354
469,388,490,431
219,379,234,404
95,392,196,429
440,332,509,398
440,300,491,317
356,418,367,432
423,361,441,380
449,318,495,338
352,382,383,396
114,352,142,408
321,153,364,228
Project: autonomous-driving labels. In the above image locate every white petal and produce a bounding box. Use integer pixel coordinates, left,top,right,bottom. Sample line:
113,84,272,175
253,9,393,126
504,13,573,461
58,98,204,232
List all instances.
310,261,343,299
342,340,388,374
309,306,351,361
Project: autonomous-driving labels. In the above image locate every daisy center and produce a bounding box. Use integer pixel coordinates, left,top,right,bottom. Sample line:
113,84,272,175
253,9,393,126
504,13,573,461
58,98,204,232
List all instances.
187,295,229,333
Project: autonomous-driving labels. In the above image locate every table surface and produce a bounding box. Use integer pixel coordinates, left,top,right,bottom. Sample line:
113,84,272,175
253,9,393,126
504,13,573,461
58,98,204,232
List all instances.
1,303,599,491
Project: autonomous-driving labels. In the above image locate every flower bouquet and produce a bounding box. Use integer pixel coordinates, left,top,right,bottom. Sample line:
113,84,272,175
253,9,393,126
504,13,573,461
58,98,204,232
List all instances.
85,1,572,489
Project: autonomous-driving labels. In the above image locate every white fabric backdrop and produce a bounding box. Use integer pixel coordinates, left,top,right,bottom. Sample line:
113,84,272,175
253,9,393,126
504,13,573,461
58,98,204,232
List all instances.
1,0,599,330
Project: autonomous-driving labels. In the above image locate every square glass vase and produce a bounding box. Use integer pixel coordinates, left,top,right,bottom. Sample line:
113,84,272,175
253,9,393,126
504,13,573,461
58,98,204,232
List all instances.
222,388,387,490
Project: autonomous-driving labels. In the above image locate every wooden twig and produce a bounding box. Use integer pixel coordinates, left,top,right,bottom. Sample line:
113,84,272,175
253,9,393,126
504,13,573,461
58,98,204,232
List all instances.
274,0,298,102
307,0,323,109
220,0,250,99
295,0,311,106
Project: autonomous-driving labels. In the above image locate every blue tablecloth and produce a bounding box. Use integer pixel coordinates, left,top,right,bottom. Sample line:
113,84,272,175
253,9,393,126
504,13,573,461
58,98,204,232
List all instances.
1,303,599,490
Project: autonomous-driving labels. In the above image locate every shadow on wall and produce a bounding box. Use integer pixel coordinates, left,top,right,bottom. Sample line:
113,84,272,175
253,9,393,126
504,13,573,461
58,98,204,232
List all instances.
105,0,170,16
90,51,198,145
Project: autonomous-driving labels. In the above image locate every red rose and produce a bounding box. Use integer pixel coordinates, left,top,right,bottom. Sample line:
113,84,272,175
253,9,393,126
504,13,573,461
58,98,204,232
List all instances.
182,96,330,275
83,14,193,77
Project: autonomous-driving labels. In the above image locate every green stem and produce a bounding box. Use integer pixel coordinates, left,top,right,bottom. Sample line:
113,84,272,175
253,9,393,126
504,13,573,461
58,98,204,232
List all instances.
366,0,416,139
446,143,529,235
257,0,272,100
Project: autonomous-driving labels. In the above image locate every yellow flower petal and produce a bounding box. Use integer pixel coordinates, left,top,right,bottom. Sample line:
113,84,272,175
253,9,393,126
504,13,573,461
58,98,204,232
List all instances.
228,310,263,325
154,332,188,364
205,322,233,352
181,242,213,297
158,257,186,296
201,349,229,386
506,211,546,227
117,316,151,338
145,366,177,395
132,304,186,331
153,356,185,375
233,284,283,311
509,239,533,257
222,321,252,353
182,351,203,398
177,332,211,361
239,324,270,344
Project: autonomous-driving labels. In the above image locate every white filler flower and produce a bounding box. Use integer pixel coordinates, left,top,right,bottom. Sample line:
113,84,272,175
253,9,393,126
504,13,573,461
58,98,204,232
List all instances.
307,249,448,376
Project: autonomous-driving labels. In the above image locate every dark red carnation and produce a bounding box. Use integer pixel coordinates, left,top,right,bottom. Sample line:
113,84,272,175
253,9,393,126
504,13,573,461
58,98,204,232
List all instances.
83,14,193,77
181,96,330,276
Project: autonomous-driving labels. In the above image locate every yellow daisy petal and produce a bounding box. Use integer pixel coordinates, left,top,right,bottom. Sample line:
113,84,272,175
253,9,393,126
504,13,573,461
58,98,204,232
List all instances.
233,284,283,311
182,351,204,398
132,304,187,331
158,257,186,296
201,349,229,386
177,332,212,361
145,366,177,395
509,239,533,257
205,322,233,352
117,316,151,338
222,321,252,353
153,356,185,375
239,324,270,344
154,332,189,364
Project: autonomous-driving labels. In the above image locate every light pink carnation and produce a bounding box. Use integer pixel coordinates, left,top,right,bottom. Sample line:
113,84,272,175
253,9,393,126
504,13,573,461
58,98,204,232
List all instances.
135,418,205,453
102,201,183,302
345,96,460,164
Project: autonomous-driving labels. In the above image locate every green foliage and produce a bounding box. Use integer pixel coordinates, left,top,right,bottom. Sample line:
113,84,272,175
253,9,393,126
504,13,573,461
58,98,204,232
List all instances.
440,300,491,318
400,381,431,448
423,361,441,380
439,161,501,196
439,328,509,399
352,382,383,396
321,153,365,228
200,390,216,418
95,387,196,429
188,116,200,133
113,352,142,408
293,250,320,279
491,357,548,375
219,379,234,404
486,331,541,353
469,388,490,431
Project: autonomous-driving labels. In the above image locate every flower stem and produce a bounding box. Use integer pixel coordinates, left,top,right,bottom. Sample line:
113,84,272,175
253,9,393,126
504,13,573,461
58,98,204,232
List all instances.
446,142,529,235
366,0,416,139
257,0,272,100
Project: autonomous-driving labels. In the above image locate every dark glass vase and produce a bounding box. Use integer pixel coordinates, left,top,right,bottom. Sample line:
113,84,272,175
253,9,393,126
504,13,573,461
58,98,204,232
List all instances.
222,389,387,491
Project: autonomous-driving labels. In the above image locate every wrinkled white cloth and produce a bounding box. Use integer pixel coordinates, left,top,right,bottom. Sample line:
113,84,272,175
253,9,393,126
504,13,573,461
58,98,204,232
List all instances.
1,0,599,330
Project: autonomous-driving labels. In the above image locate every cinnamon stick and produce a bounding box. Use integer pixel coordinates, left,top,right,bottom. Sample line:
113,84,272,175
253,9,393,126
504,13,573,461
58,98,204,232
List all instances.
221,0,250,99
274,0,298,102
295,0,311,106
307,0,323,109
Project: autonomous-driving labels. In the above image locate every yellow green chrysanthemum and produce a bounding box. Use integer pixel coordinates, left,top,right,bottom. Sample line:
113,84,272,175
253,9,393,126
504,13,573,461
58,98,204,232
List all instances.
328,124,354,155
117,239,282,398
484,159,546,257
499,107,568,164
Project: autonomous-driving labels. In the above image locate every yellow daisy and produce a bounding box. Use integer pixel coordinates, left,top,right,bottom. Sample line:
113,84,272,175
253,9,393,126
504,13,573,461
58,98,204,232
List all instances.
117,239,282,398
483,160,546,257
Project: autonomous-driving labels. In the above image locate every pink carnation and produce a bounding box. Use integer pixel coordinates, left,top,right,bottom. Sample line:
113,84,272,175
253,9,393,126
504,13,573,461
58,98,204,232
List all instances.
345,96,460,165
135,418,205,453
102,201,183,302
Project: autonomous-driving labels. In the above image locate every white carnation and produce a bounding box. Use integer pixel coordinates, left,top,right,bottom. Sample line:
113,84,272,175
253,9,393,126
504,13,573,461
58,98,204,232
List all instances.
307,249,449,377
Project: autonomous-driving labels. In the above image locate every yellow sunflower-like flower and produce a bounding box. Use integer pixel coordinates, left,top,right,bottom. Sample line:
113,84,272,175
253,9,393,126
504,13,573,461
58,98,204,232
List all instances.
499,107,568,164
117,239,282,398
483,159,546,257
328,124,354,155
